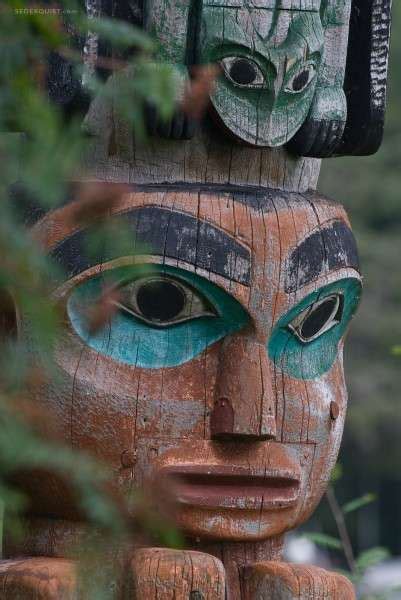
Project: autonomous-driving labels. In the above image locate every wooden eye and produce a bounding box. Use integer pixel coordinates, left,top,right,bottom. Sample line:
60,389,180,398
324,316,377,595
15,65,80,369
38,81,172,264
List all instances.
221,57,265,88
112,276,217,327
136,279,185,322
285,64,316,94
289,294,343,343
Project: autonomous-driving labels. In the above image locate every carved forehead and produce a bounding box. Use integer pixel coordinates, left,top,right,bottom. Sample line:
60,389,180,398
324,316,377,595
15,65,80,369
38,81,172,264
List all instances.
204,0,320,8
28,187,357,288
203,6,322,52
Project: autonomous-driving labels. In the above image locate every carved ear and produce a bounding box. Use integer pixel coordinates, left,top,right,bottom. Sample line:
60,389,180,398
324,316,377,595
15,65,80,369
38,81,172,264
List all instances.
286,86,347,158
288,0,392,158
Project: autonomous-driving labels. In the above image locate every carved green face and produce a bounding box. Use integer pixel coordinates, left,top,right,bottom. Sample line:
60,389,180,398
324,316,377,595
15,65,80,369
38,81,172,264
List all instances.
200,7,324,146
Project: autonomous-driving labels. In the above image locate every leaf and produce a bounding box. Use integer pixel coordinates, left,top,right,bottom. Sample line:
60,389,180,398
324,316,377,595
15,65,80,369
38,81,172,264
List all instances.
342,493,377,514
303,533,342,550
356,547,390,572
391,345,401,356
84,286,122,334
69,182,129,228
181,64,220,119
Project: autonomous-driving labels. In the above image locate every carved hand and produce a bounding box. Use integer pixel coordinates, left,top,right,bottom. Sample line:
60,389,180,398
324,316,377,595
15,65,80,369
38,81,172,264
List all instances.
242,561,355,600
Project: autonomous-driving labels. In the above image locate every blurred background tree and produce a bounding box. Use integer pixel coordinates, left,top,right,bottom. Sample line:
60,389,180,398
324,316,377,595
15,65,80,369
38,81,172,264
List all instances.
317,1,401,559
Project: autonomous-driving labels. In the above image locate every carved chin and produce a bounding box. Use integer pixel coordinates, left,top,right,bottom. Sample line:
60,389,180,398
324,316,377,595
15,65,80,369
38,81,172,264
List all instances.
210,93,311,148
176,506,300,542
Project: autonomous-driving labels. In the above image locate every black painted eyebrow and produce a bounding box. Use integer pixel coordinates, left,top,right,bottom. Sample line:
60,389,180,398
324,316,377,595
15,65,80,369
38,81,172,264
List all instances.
50,206,251,286
285,220,360,293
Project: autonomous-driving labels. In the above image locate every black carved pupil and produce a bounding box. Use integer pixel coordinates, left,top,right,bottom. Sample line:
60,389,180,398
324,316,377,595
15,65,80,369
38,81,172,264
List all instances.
300,297,338,340
229,59,257,85
136,280,185,322
292,69,310,92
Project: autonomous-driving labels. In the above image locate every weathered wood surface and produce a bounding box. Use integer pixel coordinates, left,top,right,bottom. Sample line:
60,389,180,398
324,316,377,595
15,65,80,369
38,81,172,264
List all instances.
0,548,355,600
4,190,361,587
1,0,393,598
47,0,392,159
338,0,393,155
242,562,356,599
0,558,76,600
0,554,356,599
128,548,226,599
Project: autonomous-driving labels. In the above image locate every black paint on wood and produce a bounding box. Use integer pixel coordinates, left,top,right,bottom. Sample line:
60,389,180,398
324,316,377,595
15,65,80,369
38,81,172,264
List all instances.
285,220,360,293
50,206,251,285
288,0,392,158
8,182,278,227
338,0,392,156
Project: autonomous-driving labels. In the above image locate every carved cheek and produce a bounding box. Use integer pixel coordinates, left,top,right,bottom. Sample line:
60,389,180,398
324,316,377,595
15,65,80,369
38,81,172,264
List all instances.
51,332,222,467
274,357,347,445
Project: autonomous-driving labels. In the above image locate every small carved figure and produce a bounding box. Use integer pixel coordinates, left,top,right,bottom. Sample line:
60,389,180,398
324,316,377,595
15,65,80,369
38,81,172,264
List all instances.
144,0,391,156
147,0,348,149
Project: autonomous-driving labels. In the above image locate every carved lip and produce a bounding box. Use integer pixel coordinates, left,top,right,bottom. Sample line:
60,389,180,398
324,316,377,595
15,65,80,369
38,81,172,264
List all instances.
159,465,300,510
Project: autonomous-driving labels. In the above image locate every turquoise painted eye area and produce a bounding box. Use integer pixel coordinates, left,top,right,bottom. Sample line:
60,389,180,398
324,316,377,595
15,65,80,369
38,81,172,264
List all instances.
268,278,362,380
67,265,250,369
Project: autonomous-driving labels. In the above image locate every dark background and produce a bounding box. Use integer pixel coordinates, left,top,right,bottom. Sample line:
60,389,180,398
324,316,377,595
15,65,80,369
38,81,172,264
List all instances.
316,1,401,556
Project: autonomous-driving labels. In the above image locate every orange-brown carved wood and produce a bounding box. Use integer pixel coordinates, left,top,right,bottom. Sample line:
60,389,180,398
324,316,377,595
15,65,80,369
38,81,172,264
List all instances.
0,0,392,597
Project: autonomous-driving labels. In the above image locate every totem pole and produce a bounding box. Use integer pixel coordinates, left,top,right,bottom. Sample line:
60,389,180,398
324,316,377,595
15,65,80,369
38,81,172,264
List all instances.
0,0,392,598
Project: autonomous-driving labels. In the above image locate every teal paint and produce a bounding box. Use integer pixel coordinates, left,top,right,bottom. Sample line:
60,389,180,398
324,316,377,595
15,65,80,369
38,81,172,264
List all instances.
268,278,362,380
67,265,250,369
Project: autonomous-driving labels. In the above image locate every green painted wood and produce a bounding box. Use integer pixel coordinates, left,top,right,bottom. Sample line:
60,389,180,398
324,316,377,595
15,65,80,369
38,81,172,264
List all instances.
144,0,351,148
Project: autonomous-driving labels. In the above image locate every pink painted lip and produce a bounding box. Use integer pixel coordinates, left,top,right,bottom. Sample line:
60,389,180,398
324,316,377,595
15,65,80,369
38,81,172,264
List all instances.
159,465,300,510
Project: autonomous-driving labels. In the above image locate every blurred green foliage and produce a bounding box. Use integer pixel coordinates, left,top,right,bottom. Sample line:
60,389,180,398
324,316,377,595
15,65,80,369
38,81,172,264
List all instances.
0,1,179,594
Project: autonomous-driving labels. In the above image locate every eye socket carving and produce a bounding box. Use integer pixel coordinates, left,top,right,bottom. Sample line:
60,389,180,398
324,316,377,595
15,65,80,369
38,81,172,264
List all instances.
285,63,316,94
221,56,266,88
288,294,343,344
111,276,217,328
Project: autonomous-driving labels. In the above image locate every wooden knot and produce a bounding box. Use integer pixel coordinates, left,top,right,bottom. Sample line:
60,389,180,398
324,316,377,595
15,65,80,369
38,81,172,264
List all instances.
330,401,340,421
121,449,137,468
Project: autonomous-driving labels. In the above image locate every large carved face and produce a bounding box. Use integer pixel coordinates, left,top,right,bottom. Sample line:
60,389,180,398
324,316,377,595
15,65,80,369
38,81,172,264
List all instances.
25,190,361,542
200,3,324,146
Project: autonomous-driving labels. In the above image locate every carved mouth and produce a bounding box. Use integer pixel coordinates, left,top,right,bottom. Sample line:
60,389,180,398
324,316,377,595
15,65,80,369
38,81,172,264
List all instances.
160,466,300,510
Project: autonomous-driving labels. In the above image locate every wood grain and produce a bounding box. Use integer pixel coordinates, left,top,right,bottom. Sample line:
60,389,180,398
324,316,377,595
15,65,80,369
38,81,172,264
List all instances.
128,548,226,599
0,558,76,600
242,561,355,599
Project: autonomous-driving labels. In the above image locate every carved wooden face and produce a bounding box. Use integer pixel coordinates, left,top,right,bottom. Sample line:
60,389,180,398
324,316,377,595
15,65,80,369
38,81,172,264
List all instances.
27,190,361,542
200,4,324,146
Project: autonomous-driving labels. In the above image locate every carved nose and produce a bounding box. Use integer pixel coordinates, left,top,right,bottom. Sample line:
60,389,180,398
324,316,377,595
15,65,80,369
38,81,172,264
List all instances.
210,335,277,441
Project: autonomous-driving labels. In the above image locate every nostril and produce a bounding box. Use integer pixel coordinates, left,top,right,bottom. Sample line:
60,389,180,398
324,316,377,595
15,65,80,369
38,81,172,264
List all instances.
210,397,234,438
